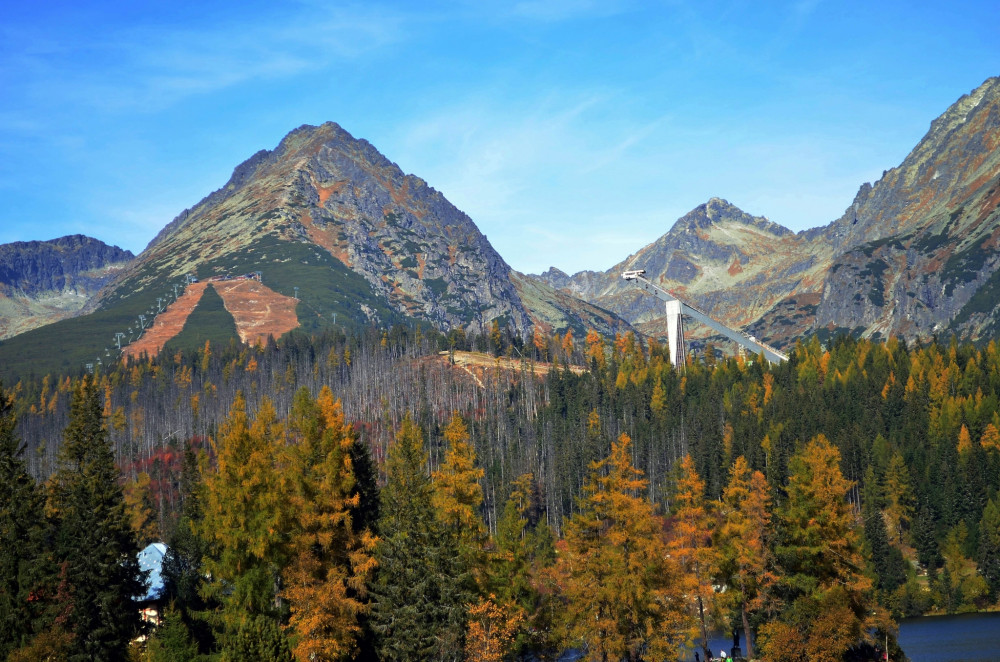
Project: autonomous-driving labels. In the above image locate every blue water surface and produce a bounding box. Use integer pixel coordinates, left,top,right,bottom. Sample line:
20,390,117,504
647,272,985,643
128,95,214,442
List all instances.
898,611,1000,662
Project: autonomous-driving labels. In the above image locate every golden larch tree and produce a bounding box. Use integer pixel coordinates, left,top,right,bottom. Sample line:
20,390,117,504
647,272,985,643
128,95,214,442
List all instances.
669,454,721,660
432,412,487,580
280,386,377,661
199,393,289,627
557,433,689,661
717,456,777,659
759,434,894,662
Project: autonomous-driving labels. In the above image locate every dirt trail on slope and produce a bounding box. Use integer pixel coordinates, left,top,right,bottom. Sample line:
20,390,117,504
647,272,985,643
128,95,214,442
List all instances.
124,282,209,359
212,280,299,345
434,350,586,387
123,279,299,359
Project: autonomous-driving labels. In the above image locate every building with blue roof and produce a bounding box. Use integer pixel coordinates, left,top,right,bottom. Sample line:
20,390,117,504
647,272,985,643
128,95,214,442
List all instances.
136,542,169,629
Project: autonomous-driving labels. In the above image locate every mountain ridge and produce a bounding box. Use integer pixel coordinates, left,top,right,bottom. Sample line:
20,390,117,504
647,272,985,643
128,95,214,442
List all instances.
0,123,628,378
0,235,133,340
535,76,1000,348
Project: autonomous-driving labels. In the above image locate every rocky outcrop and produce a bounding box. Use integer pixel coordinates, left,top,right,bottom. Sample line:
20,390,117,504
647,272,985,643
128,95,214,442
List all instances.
533,198,832,344
0,235,133,339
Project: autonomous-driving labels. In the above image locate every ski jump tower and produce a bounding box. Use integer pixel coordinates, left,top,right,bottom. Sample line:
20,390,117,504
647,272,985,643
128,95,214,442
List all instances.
621,269,788,368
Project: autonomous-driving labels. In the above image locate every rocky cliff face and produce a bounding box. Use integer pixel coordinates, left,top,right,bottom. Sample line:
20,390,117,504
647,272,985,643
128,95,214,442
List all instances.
814,77,1000,341
0,235,133,339
108,122,535,334
534,198,833,341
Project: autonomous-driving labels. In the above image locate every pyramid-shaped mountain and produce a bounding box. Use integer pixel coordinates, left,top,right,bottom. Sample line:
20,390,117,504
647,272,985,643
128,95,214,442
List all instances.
0,123,626,378
112,122,532,333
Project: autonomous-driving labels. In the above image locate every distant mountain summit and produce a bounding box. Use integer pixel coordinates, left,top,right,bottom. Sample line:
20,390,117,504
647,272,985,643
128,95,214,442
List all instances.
534,197,830,339
118,121,534,333
535,76,1000,347
0,235,132,339
0,123,626,377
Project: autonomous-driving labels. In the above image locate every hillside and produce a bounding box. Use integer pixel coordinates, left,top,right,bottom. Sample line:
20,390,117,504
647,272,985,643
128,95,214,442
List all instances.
0,123,626,380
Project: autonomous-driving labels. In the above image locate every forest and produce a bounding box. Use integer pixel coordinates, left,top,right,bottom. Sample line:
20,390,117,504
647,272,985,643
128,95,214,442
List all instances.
2,324,1000,661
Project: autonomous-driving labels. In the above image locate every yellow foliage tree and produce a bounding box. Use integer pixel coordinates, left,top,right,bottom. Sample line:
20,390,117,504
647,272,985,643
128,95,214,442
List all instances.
759,434,894,662
432,412,487,580
957,424,973,455
199,393,289,626
669,455,721,659
557,434,689,661
123,471,159,546
717,456,776,659
281,387,377,661
981,423,1000,453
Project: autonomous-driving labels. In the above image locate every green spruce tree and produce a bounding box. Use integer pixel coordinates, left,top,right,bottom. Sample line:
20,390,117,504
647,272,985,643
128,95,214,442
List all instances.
0,381,50,658
977,497,1000,601
49,376,146,660
371,414,474,661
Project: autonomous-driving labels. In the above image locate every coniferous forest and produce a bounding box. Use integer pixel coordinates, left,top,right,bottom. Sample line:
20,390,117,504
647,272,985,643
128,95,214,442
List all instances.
3,326,1000,661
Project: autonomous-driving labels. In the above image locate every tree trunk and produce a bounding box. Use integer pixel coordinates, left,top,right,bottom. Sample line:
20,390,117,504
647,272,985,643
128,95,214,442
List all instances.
698,594,710,657
742,600,754,659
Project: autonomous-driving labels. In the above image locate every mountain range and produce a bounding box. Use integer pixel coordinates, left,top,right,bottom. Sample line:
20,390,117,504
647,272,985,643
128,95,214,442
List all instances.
536,76,1000,347
1,76,999,378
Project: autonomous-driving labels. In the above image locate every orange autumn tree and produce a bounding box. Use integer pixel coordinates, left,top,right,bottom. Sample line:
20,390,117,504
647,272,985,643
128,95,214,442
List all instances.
759,434,896,662
668,455,721,660
585,329,606,370
464,595,524,662
432,412,487,579
717,456,777,660
280,386,377,661
557,433,689,662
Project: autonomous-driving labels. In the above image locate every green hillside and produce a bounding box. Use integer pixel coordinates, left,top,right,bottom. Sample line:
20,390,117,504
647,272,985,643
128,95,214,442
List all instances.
0,237,414,381
161,284,239,356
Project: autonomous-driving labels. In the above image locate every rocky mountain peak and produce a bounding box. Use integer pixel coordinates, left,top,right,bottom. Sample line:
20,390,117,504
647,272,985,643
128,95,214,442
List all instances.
826,76,1000,251
114,121,534,335
669,197,793,238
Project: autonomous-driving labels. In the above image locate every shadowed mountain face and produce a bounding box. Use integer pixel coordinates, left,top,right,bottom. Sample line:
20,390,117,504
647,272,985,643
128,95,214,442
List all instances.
0,235,133,339
535,77,1000,347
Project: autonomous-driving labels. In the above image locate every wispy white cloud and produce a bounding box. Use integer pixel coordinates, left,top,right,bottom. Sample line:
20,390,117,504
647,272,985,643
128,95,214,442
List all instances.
389,89,684,273
509,0,633,21
4,4,409,118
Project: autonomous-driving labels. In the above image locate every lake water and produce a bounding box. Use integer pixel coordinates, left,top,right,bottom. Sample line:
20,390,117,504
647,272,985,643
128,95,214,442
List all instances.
898,612,1000,662
679,611,1000,662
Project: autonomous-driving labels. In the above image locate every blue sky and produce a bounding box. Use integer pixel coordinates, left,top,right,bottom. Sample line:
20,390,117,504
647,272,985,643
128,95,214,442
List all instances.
2,1,999,274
